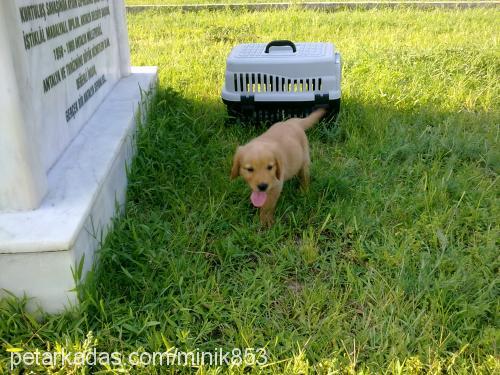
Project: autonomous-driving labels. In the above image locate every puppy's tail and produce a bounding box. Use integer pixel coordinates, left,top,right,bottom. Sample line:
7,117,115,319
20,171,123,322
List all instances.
299,107,328,130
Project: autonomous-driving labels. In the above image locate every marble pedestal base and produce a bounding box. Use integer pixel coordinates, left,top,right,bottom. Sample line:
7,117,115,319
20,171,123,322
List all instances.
0,66,157,313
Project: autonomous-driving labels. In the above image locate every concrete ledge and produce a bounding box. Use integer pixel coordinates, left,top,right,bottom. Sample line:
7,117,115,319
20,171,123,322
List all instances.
0,66,157,313
126,2,500,13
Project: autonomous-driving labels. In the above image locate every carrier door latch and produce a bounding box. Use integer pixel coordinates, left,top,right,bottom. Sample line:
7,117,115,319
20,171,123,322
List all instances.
241,95,255,115
313,94,330,111
314,94,329,105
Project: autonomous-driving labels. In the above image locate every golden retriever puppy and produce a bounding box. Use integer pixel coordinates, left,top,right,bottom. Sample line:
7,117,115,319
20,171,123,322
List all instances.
231,108,327,226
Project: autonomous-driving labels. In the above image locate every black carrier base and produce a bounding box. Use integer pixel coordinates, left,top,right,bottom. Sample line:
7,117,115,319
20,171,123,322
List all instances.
223,95,340,124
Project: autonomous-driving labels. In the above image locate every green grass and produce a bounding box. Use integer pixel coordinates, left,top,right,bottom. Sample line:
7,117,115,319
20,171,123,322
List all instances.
126,0,483,5
1,7,499,374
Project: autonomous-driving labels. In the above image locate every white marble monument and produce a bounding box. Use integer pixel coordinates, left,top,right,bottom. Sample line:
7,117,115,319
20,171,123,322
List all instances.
0,0,157,312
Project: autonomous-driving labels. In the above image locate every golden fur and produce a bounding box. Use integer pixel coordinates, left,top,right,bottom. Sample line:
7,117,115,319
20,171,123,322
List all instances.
231,108,327,226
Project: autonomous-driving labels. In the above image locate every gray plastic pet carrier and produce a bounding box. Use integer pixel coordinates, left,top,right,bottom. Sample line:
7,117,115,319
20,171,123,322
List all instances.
222,40,341,122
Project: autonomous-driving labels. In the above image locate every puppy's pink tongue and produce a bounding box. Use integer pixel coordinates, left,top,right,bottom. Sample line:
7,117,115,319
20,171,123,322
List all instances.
251,191,267,207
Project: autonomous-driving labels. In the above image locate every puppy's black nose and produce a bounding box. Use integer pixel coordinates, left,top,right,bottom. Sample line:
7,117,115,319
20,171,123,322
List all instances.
257,183,268,192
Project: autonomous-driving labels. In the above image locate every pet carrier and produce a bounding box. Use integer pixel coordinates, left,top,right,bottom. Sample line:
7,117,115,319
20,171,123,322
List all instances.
221,40,341,122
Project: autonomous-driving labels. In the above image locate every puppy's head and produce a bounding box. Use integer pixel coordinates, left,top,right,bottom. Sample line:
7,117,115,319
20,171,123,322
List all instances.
231,143,282,207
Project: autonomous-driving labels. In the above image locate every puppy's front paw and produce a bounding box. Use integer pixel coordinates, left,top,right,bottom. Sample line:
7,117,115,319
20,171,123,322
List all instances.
259,210,275,227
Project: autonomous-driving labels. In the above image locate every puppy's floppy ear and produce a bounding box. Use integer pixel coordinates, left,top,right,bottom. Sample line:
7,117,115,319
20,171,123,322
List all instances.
274,151,283,180
230,146,242,179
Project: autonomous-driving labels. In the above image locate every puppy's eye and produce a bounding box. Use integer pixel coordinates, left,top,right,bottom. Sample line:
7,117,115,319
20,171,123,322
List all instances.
246,167,254,172
267,165,273,170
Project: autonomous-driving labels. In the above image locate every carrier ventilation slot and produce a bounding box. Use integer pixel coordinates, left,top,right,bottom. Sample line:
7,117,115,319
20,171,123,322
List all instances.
233,74,323,93
250,107,315,122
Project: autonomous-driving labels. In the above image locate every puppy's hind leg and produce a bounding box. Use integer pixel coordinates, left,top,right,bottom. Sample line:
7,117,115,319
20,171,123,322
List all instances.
298,158,310,192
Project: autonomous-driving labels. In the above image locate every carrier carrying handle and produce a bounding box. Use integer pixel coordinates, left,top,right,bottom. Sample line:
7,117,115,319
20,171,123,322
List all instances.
265,40,297,53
